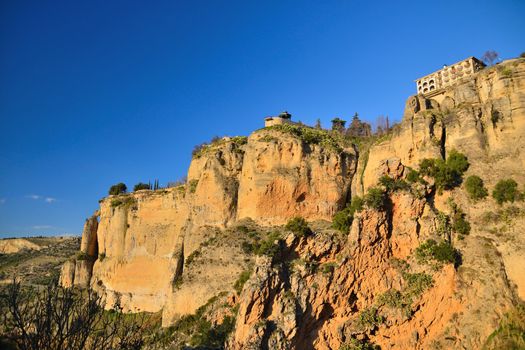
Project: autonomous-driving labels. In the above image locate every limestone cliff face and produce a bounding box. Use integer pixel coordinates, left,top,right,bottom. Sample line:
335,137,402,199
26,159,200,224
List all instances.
60,58,525,347
91,189,189,312
237,129,356,225
356,58,525,196
63,134,354,318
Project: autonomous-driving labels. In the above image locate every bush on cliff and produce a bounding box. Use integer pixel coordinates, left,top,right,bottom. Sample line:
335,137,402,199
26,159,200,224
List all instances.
108,182,127,195
267,124,346,153
415,239,461,267
419,150,469,192
332,196,364,233
464,175,488,201
285,217,312,237
492,179,522,205
233,269,252,294
406,168,425,184
133,182,151,191
364,187,387,210
378,175,410,192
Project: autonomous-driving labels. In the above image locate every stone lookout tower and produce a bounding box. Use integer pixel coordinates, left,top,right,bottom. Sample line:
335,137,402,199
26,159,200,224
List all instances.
265,111,295,127
415,57,485,98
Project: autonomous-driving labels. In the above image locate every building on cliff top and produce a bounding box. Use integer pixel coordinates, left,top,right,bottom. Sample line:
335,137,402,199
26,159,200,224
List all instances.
265,111,296,127
415,56,485,98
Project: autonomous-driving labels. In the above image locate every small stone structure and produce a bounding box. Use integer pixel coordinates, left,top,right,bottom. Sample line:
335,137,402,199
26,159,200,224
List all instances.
331,117,346,133
415,57,485,97
265,111,295,127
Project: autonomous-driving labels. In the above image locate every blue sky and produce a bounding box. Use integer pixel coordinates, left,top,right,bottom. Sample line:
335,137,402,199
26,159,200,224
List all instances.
0,0,524,237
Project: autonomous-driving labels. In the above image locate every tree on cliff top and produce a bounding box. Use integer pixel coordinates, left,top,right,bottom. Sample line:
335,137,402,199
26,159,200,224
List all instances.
109,183,127,195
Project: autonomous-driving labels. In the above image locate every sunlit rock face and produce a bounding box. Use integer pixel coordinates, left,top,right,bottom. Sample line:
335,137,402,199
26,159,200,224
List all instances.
60,59,525,348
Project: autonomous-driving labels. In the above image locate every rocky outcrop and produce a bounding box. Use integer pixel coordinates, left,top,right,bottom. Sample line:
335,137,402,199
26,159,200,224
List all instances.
59,260,76,288
237,129,356,225
63,132,357,317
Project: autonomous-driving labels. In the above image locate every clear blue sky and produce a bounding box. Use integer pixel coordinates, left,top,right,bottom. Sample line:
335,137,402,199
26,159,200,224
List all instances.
0,0,523,237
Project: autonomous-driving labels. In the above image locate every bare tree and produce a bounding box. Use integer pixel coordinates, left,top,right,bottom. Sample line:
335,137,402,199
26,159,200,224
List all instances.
0,279,147,350
375,115,390,135
482,50,499,66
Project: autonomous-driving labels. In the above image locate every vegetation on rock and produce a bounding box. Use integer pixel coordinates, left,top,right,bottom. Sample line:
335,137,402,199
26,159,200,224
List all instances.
364,187,387,210
415,239,461,267
285,217,312,237
108,182,127,196
464,175,488,201
233,269,252,295
419,150,469,192
492,179,522,205
378,175,410,192
192,136,247,158
133,182,151,191
157,294,235,349
266,124,348,153
332,196,364,233
189,179,199,193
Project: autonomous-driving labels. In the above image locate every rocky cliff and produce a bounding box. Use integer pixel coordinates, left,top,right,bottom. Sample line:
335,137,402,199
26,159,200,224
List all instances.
62,58,525,349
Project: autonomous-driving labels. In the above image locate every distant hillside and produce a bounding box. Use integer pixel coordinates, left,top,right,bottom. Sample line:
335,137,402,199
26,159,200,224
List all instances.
0,237,80,286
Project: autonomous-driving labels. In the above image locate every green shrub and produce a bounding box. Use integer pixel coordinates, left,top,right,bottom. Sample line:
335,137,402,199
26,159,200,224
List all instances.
189,179,199,193
340,338,380,350
98,253,106,261
76,252,88,261
231,136,248,146
268,124,345,153
492,179,521,205
332,196,363,233
171,295,236,348
332,209,353,233
419,150,469,192
364,187,387,210
108,183,127,195
415,239,461,266
446,150,469,174
234,269,252,294
377,289,404,309
379,175,409,192
403,272,434,298
285,217,312,237
133,182,151,191
406,168,425,184
452,212,471,236
464,175,488,200
357,307,384,329
253,231,283,259
321,262,337,275
110,196,137,209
